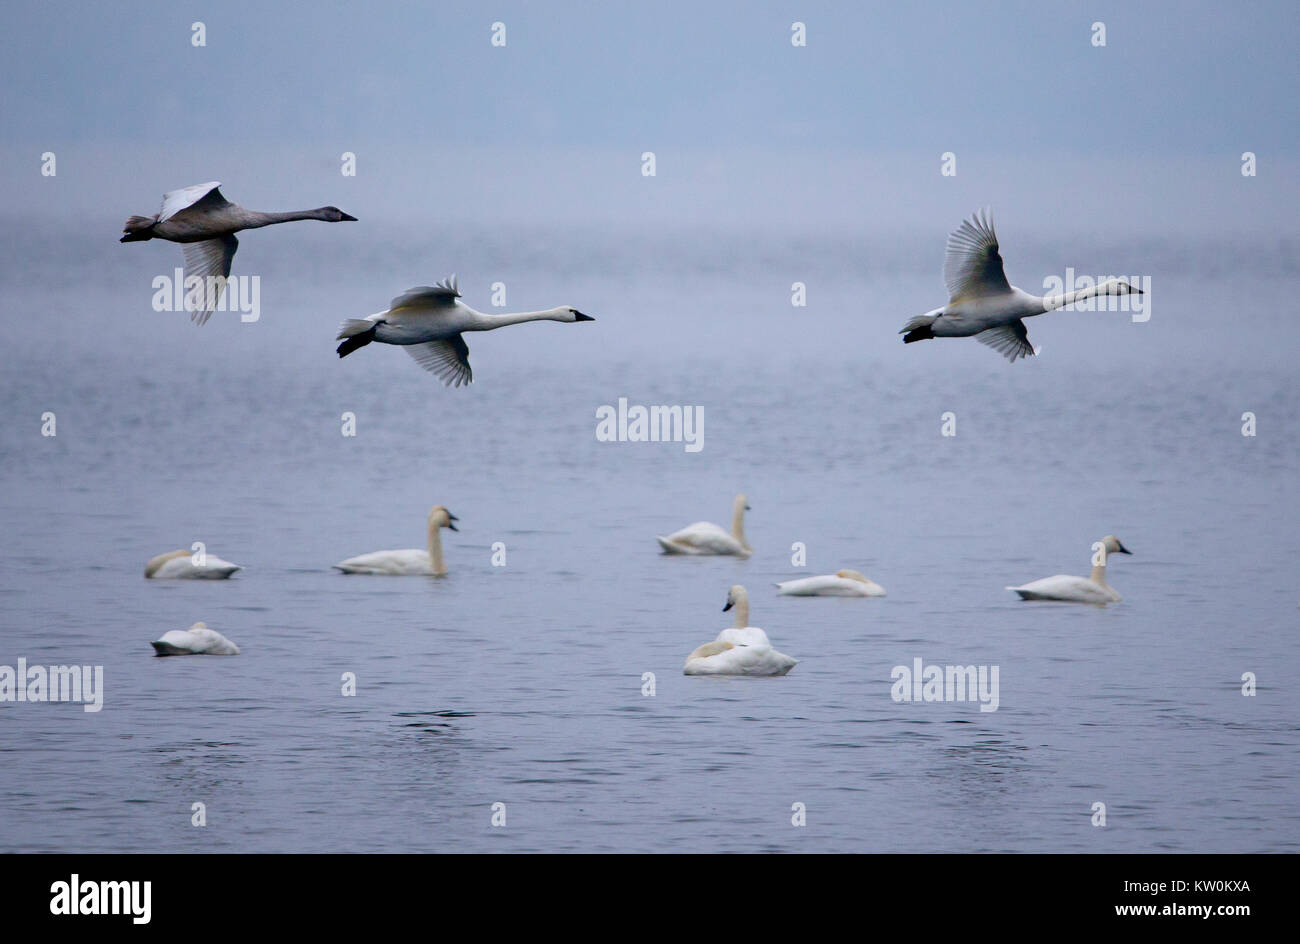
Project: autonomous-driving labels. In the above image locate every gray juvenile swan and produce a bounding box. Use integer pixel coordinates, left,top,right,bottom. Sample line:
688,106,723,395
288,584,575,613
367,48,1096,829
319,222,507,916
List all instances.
122,182,356,325
335,276,594,386
900,209,1141,361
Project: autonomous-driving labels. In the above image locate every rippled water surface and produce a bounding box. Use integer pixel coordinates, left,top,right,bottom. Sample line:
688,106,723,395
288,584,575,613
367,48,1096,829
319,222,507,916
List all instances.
1,228,1297,852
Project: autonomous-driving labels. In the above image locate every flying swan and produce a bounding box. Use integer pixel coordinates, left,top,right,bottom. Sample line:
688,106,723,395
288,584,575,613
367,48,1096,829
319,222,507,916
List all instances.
900,209,1142,361
1007,535,1133,604
657,493,751,556
144,549,242,579
151,622,240,656
334,505,459,576
776,569,885,597
684,585,798,676
334,277,594,386
122,182,356,325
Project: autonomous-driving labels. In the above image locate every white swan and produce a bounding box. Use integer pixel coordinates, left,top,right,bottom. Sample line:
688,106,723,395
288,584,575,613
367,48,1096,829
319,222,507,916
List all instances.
900,209,1142,361
657,493,751,556
151,622,240,656
334,505,458,576
144,549,242,579
776,569,886,597
1007,535,1133,604
335,276,594,386
684,585,798,676
122,182,356,325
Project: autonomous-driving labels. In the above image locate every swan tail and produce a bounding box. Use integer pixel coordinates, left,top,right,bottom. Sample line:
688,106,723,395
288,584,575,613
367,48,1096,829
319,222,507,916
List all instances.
901,313,937,343
120,216,156,242
336,321,376,358
656,536,684,554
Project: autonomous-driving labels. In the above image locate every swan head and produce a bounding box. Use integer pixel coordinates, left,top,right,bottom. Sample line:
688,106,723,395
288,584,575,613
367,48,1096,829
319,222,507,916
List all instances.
428,505,459,531
734,493,751,513
189,621,208,630
319,206,358,222
1101,535,1131,555
835,569,870,583
722,584,748,612
559,307,594,322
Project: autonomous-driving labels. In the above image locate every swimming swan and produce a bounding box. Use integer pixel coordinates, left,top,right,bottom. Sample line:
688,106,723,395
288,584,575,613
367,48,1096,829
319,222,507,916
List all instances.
1007,535,1133,604
122,182,356,326
657,493,751,556
900,209,1142,361
151,622,240,656
776,569,886,597
335,276,594,386
144,549,242,579
333,505,459,576
684,585,798,676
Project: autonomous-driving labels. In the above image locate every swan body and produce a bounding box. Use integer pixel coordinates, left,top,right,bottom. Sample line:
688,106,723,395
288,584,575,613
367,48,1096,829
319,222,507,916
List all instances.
900,210,1142,361
144,549,241,579
334,505,458,576
776,569,885,597
684,585,798,676
151,622,240,656
657,493,751,556
334,277,594,386
1007,535,1132,604
122,182,356,325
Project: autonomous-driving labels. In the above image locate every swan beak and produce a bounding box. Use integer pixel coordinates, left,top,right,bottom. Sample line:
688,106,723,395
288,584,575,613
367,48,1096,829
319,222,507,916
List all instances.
1117,545,1132,555
723,601,734,612
574,311,594,321
447,522,458,531
340,212,358,222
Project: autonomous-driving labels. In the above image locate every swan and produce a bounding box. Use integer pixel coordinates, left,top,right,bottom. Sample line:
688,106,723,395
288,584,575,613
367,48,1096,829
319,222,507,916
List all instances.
333,505,459,576
684,585,798,676
122,182,356,326
900,209,1142,361
151,622,240,656
334,276,594,386
657,493,751,556
1007,535,1133,604
144,549,241,579
776,569,886,597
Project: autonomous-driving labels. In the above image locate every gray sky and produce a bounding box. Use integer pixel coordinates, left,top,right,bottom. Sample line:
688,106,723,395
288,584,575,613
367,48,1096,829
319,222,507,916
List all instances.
2,1,1296,235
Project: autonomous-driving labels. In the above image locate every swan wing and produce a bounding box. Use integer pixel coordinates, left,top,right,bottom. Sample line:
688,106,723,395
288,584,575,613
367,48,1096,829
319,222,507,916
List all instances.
405,335,472,387
944,209,1012,302
389,277,461,312
180,234,238,326
717,626,772,648
975,320,1035,362
158,182,228,223
659,522,740,554
1008,575,1110,603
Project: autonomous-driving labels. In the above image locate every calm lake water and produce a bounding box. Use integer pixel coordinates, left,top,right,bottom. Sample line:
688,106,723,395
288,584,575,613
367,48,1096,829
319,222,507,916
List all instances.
0,223,1296,852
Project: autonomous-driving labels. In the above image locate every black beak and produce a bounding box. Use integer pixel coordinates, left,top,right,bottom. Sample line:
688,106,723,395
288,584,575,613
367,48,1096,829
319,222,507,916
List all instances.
447,513,459,531
340,212,358,222
723,601,733,612
1117,544,1131,555
574,311,594,321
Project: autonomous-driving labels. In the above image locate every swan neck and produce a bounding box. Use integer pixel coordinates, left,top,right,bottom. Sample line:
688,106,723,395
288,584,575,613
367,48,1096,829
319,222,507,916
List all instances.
427,521,446,576
732,505,748,548
472,308,566,330
1042,279,1120,312
1089,555,1107,586
732,596,749,628
243,208,333,228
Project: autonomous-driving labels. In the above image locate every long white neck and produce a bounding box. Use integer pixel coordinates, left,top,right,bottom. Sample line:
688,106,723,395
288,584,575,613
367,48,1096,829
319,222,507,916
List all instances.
732,503,748,549
1041,278,1130,313
731,593,750,628
1089,549,1108,586
466,306,569,330
427,521,446,576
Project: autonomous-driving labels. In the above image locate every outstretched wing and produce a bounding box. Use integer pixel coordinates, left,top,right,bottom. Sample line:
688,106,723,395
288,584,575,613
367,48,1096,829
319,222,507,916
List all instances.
389,276,461,312
180,234,238,326
944,209,1012,302
975,320,1036,362
404,334,472,387
159,182,229,223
